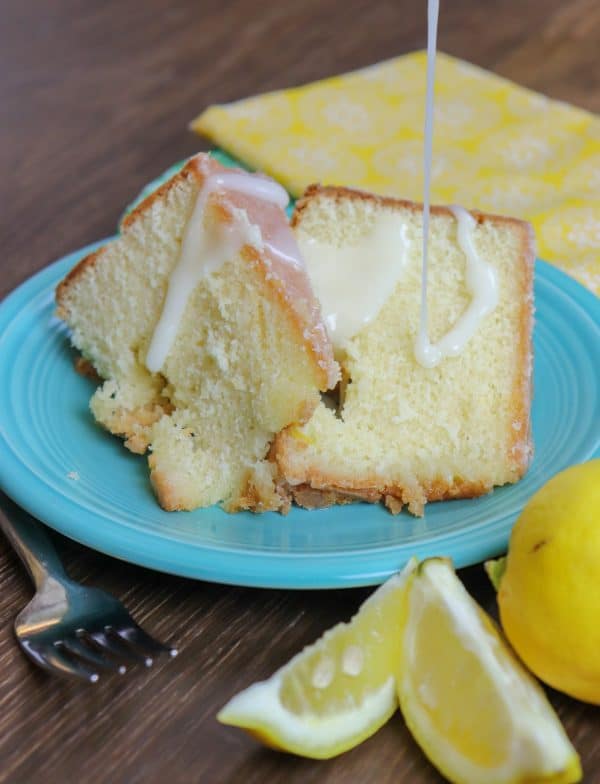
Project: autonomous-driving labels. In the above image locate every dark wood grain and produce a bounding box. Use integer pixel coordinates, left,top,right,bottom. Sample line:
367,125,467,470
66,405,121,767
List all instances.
1,1,599,782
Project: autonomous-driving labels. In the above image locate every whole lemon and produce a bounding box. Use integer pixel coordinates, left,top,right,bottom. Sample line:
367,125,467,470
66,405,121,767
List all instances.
497,459,600,704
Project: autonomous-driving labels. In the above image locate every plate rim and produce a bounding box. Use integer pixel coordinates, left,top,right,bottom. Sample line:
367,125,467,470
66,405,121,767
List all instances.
0,244,598,589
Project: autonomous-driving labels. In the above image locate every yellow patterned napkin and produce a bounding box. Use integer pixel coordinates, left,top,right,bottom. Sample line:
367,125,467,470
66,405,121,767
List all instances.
192,51,600,294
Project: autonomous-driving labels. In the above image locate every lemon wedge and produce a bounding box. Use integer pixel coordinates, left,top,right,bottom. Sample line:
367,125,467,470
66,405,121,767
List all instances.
218,560,415,759
397,558,581,784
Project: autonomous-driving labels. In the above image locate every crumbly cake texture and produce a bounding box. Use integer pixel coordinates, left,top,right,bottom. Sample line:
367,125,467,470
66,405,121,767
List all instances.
56,154,338,512
274,185,535,516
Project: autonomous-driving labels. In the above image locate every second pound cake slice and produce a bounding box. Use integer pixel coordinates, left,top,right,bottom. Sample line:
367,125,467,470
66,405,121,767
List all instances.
56,155,338,512
274,185,534,515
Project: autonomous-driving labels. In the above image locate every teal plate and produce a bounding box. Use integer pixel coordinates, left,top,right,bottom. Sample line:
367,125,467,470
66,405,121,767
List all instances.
1,155,599,588
0,250,598,588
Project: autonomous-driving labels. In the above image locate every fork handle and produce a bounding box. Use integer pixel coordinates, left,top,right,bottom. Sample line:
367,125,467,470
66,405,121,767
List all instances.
0,495,67,588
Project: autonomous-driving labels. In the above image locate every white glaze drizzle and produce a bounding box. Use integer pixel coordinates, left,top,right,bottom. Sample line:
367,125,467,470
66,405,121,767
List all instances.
414,0,439,369
146,167,293,373
297,214,410,350
414,205,499,368
414,0,498,368
208,172,289,210
264,224,305,271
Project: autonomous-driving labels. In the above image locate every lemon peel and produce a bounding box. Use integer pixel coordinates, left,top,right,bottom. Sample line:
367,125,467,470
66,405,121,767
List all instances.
497,459,600,705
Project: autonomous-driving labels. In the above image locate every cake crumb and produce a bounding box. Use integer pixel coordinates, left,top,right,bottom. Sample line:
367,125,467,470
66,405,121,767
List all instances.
74,356,101,382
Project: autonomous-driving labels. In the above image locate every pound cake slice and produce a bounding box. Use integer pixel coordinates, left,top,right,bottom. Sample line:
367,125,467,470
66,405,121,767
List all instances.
56,154,338,512
274,185,534,515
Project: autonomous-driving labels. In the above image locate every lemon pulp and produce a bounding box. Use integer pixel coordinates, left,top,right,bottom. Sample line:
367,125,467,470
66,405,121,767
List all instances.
398,558,581,784
218,560,415,759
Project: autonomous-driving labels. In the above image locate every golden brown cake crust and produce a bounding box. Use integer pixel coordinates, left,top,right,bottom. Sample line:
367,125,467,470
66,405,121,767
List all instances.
54,161,196,317
508,221,536,477
225,465,291,514
73,355,101,382
287,479,493,517
147,461,183,512
274,432,494,517
276,184,536,516
292,183,534,233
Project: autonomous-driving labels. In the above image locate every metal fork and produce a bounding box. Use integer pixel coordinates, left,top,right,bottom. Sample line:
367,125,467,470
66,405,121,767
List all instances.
0,497,177,682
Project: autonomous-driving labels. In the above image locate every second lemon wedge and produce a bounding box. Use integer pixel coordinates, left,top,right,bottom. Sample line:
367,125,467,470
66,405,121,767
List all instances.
218,560,415,759
397,558,581,784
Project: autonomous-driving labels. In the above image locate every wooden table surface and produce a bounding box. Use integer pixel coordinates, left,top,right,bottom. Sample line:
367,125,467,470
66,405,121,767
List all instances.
1,1,599,782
